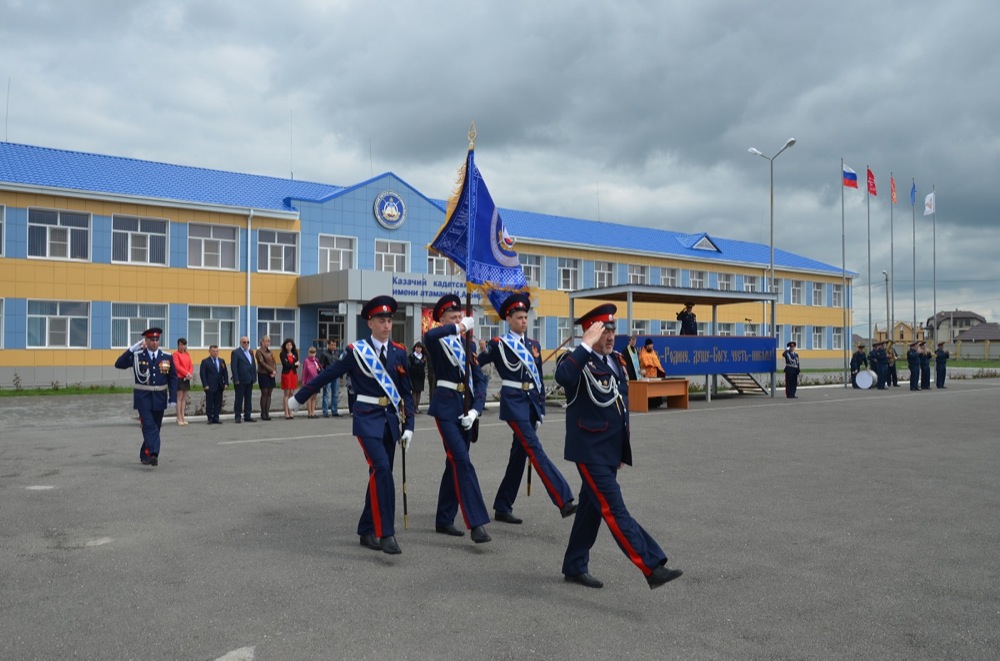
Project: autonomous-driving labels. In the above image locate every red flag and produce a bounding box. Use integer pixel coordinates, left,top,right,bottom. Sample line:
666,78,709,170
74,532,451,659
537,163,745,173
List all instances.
891,176,897,204
867,168,877,196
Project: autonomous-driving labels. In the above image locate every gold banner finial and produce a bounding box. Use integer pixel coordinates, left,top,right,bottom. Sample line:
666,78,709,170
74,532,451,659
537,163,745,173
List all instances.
468,121,477,149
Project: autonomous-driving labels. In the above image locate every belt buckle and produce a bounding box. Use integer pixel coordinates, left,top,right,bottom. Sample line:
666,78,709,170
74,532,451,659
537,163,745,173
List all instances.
378,396,389,406
457,383,466,393
522,382,532,391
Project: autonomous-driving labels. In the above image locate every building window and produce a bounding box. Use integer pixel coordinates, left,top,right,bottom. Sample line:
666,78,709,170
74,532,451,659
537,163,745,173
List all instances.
744,275,760,293
319,235,355,272
188,224,238,270
631,319,650,336
428,255,462,276
111,303,168,348
745,323,760,337
558,258,580,291
791,280,804,305
478,313,500,343
662,321,679,335
595,261,614,289
662,268,678,287
772,279,784,297
317,310,346,344
112,215,168,265
833,327,844,350
718,273,734,291
188,306,237,348
27,300,89,348
832,284,844,308
690,270,707,289
627,264,648,285
697,322,709,335
812,282,825,306
28,208,90,261
717,323,734,336
813,327,826,349
258,308,296,345
519,254,543,288
0,205,5,256
258,230,298,274
0,299,4,348
375,239,407,272
531,316,543,345
791,325,804,347
557,317,572,345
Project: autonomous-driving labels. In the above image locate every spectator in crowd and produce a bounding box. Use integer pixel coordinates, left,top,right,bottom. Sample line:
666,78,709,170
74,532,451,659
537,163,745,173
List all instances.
303,346,322,418
256,335,277,420
319,339,343,418
408,341,427,413
172,337,193,425
280,338,300,419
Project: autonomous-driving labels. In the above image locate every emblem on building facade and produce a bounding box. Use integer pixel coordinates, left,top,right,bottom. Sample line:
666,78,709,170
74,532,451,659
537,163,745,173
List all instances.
374,191,407,230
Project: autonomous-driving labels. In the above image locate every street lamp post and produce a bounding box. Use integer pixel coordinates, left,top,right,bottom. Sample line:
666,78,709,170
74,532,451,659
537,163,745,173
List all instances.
748,138,797,398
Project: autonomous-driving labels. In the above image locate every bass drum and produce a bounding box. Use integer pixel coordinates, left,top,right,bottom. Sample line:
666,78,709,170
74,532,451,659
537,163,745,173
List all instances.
856,370,875,390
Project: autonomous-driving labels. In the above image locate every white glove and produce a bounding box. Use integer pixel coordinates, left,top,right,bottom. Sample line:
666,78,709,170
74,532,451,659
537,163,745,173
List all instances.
459,409,479,430
401,430,414,452
130,340,144,352
534,420,540,430
288,396,301,412
458,317,475,333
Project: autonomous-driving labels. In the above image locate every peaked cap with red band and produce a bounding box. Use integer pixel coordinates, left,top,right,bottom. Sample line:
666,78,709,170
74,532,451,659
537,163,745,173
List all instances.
574,304,617,331
142,327,163,338
500,293,531,319
432,294,463,322
361,295,398,320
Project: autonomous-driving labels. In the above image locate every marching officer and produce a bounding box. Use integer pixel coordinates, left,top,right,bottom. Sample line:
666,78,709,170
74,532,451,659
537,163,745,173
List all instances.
906,341,921,391
424,294,491,544
114,328,178,466
479,293,576,525
935,341,951,388
919,341,932,390
290,296,415,555
556,304,682,590
850,344,868,388
783,341,800,398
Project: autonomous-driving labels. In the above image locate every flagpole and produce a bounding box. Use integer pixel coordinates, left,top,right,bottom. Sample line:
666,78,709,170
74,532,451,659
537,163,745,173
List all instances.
841,158,849,388
463,123,477,442
912,179,917,340
866,164,872,344
932,184,937,344
889,172,895,342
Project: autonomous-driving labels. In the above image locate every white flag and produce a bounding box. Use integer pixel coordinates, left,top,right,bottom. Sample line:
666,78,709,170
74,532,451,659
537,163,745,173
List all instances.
924,192,936,216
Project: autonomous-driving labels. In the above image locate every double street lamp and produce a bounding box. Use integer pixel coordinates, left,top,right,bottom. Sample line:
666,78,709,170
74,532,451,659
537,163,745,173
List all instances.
748,138,796,398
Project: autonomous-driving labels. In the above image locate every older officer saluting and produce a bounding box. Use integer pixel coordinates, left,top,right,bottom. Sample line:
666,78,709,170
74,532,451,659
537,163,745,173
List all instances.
556,304,682,590
115,328,178,466
289,296,415,555
424,294,491,544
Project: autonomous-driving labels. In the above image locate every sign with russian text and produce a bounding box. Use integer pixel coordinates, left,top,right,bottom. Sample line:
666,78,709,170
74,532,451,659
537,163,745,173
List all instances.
614,335,776,376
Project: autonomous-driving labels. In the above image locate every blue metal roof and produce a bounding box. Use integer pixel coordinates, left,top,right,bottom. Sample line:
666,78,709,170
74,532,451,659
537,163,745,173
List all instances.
0,142,341,213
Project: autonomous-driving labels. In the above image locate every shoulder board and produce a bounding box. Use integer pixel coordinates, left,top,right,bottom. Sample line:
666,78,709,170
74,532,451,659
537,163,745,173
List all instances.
392,341,407,351
615,353,627,367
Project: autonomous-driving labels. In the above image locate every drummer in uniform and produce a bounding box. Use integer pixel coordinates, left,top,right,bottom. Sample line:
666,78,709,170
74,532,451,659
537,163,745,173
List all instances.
289,296,415,555
114,328,178,466
906,341,921,391
850,344,868,388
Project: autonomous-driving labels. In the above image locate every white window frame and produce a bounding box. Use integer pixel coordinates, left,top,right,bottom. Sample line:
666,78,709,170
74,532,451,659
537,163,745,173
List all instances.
557,317,572,345
627,264,648,285
0,204,5,257
530,316,543,345
112,215,168,266
188,223,238,270
718,273,734,291
519,254,543,288
317,310,346,345
813,327,826,349
594,261,615,289
478,313,500,344
833,327,844,350
187,305,238,349
558,257,580,291
258,229,298,274
772,278,784,298
832,284,844,308
318,234,355,272
690,270,707,289
631,319,651,336
662,321,679,335
0,298,4,348
375,239,408,272
27,300,90,348
696,322,709,335
718,322,734,336
744,275,760,293
27,208,91,261
258,308,297,345
812,282,825,307
661,268,678,287
111,303,168,348
428,255,462,276
791,280,804,306
745,323,760,337
791,325,805,347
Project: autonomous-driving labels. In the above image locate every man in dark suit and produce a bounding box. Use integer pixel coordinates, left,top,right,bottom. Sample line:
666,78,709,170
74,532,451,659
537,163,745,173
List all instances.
479,293,576,524
289,296,415,556
424,294,491,544
556,304,682,590
200,345,228,424
114,327,178,466
231,335,257,423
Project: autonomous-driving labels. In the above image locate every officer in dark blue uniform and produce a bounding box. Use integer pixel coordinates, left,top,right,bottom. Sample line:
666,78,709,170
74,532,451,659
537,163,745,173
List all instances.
479,293,576,524
557,304,682,590
850,344,868,388
290,296,415,555
935,341,950,388
782,341,800,398
919,341,932,390
676,302,698,335
906,341,921,391
424,294,491,544
873,341,888,390
114,328,178,466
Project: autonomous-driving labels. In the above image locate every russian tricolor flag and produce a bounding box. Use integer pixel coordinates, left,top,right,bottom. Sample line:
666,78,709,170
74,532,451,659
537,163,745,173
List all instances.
843,165,858,189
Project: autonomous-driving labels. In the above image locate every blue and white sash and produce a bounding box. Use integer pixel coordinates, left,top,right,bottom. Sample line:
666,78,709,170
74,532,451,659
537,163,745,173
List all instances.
500,332,542,390
441,334,473,390
353,339,402,413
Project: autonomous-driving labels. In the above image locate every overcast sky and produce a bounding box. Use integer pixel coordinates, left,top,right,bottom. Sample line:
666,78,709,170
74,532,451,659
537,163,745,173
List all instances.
3,0,998,335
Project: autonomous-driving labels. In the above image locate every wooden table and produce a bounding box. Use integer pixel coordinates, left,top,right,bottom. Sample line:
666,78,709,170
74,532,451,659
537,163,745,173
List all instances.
628,378,690,412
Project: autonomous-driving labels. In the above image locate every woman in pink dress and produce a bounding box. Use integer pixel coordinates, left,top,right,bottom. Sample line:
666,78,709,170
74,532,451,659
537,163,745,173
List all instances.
302,346,322,418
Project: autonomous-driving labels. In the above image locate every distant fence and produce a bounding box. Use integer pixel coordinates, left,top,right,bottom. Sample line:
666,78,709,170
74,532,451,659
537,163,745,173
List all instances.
954,341,1000,360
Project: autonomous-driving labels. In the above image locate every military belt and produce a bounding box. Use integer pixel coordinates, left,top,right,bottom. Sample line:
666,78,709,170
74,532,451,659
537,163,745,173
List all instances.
501,380,534,391
436,380,466,392
134,384,168,392
356,394,391,406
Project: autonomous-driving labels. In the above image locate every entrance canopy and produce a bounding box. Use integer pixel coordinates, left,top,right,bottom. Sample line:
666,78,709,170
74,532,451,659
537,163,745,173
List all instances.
567,284,778,326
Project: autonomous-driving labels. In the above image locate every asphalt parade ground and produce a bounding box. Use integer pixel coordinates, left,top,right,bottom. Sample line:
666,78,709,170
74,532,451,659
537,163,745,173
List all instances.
2,379,999,661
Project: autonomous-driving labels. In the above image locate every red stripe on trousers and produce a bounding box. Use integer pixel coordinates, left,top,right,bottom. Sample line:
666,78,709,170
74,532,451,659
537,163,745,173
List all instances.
579,463,650,576
510,421,565,508
357,436,383,537
436,419,471,528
